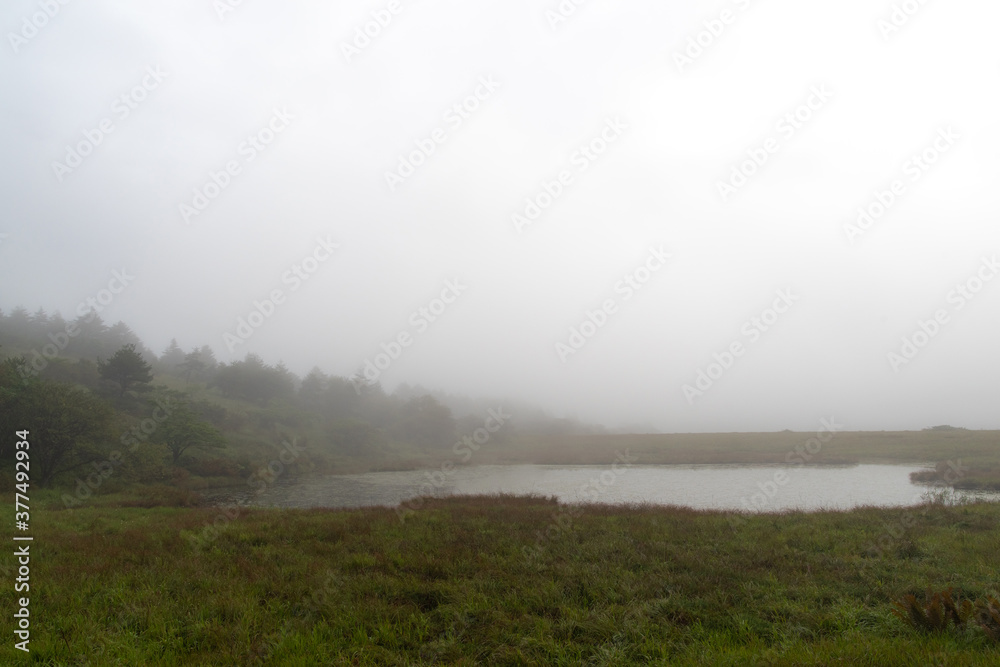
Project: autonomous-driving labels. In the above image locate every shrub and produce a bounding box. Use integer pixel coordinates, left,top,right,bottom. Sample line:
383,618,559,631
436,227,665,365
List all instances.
186,457,242,478
120,445,172,484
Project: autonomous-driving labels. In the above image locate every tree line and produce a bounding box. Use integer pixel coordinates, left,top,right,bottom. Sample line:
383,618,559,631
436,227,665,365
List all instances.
0,305,606,491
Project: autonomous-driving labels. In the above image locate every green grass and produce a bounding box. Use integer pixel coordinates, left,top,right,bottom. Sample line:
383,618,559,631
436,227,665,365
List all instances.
4,495,1000,665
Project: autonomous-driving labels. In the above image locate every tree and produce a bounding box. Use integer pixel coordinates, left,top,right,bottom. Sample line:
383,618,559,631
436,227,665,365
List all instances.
1,374,116,487
2,307,31,344
211,353,295,405
275,361,298,392
297,367,327,410
161,338,185,370
323,375,363,421
391,395,456,448
0,355,32,458
28,308,49,330
178,350,208,383
49,311,68,334
6,306,30,329
97,344,154,397
37,358,101,391
152,401,227,464
196,345,218,370
72,312,109,360
326,418,386,456
107,321,144,352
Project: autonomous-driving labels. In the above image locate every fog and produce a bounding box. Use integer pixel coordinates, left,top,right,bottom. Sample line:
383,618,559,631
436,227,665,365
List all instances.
2,0,999,433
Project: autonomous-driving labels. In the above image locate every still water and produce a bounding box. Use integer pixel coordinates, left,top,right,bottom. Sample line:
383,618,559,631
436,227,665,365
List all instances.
205,463,1000,512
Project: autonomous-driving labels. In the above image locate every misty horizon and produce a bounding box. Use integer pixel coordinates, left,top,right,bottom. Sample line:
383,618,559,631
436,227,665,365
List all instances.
3,0,999,433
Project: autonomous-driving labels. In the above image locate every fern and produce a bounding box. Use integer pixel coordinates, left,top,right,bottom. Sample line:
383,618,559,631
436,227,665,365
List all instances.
891,588,973,633
976,596,1000,642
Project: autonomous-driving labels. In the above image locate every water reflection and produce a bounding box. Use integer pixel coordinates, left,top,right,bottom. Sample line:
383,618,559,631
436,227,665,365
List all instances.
203,464,1000,512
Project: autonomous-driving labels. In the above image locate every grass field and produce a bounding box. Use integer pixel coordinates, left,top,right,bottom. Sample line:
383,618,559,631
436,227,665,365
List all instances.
4,492,1000,665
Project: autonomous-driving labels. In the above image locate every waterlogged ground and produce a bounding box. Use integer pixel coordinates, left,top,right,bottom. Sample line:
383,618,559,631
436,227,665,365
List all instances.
204,463,1000,512
5,495,1000,664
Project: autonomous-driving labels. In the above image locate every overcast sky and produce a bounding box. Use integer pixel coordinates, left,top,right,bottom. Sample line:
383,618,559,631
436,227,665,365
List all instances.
2,0,999,433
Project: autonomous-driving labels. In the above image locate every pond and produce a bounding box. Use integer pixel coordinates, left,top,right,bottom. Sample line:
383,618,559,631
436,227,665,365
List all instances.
204,463,1000,512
